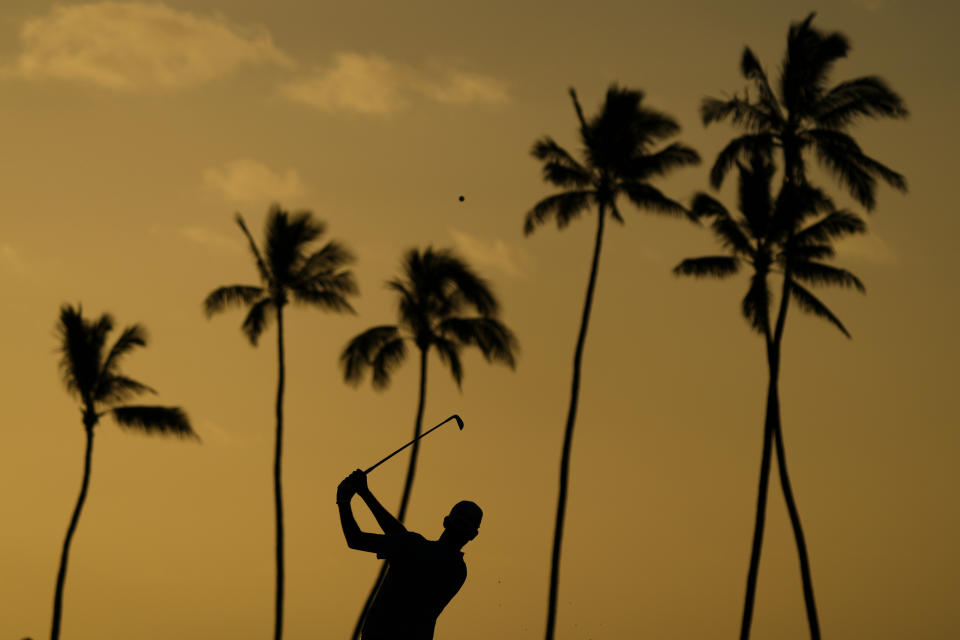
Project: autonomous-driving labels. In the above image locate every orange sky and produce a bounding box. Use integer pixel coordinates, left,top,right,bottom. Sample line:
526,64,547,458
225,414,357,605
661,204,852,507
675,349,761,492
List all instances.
2,1,958,638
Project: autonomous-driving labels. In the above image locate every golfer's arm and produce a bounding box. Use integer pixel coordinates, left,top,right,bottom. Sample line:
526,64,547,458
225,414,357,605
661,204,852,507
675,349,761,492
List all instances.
338,500,385,552
358,489,406,536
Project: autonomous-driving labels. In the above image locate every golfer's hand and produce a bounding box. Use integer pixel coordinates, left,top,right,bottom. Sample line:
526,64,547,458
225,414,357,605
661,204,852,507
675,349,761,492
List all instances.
348,469,368,495
336,476,355,504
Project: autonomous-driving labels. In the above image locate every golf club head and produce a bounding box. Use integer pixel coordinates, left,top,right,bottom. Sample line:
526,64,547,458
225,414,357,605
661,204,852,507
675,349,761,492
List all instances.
453,414,464,430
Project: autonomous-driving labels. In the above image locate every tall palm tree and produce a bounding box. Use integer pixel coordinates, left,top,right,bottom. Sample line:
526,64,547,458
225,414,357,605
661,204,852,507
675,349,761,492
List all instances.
340,246,518,640
50,304,195,640
701,12,908,208
701,13,908,638
526,85,699,640
675,154,867,640
203,206,357,640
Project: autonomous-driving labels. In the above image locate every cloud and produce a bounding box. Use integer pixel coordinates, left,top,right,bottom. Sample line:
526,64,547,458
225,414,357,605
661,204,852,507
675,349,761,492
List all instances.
0,244,27,275
280,53,509,115
448,228,524,278
178,226,242,254
10,2,291,90
836,233,898,265
203,158,307,205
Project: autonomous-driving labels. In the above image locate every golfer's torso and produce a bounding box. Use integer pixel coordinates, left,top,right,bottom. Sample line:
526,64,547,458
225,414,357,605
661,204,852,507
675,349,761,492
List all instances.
363,533,467,639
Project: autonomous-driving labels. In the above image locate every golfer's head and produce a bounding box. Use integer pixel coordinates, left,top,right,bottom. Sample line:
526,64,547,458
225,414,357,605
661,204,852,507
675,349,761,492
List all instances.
443,500,482,541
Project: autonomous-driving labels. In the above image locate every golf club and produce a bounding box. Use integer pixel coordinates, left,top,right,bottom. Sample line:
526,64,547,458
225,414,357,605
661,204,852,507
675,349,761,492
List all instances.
363,414,464,474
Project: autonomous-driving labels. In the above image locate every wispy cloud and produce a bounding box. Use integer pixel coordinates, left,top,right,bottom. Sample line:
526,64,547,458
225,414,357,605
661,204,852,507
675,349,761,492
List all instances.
203,158,307,205
280,53,509,115
448,228,524,278
178,226,242,254
9,2,291,90
0,244,27,275
836,233,898,265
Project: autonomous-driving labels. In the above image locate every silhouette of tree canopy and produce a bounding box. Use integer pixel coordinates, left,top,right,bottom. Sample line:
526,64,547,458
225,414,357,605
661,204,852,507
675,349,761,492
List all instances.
702,12,908,208
699,14,908,640
677,153,867,640
203,205,357,640
340,246,517,640
50,304,195,640
527,84,699,640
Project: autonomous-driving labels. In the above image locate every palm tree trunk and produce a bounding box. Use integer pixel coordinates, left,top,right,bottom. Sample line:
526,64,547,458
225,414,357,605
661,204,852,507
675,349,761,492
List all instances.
273,305,286,640
350,346,429,640
738,371,777,640
50,425,95,640
772,405,821,639
739,269,789,640
545,206,606,640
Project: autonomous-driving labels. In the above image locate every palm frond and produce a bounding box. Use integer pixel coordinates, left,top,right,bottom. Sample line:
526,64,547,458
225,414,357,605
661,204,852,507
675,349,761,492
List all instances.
792,210,866,245
568,87,591,143
297,241,356,279
386,279,420,334
290,287,356,314
673,256,740,279
432,336,464,388
111,405,197,438
709,134,775,189
630,143,700,181
371,337,406,390
56,304,112,401
781,13,850,116
814,76,909,128
854,151,908,193
524,190,594,235
241,298,275,345
810,135,877,210
689,192,728,221
740,48,785,126
789,261,865,292
742,271,771,335
100,324,148,377
531,137,592,188
431,249,499,316
769,181,836,242
95,374,156,404
788,279,851,337
621,182,688,217
629,103,682,146
609,201,625,225
203,285,264,318
710,210,754,255
701,95,779,132
235,214,272,284
340,325,403,385
783,242,835,262
436,317,518,369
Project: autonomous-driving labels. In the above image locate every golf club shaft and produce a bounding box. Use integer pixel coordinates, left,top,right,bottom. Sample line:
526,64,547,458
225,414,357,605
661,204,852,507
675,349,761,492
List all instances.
364,414,462,474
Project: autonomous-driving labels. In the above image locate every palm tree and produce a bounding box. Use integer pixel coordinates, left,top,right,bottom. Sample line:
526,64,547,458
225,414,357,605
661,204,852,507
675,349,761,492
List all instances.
340,246,518,640
675,154,867,640
701,13,908,638
203,206,357,640
50,304,196,640
526,84,700,640
701,12,908,208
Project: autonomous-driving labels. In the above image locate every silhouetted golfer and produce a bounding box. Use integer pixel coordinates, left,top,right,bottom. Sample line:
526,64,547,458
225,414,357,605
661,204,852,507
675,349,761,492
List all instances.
337,469,482,639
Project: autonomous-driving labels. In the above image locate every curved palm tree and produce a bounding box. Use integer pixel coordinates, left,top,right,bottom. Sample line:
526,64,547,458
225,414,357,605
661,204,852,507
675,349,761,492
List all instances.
702,12,908,208
340,246,518,640
526,84,700,640
50,304,195,640
203,206,357,640
675,155,867,640
701,13,908,639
